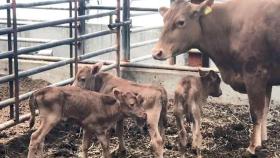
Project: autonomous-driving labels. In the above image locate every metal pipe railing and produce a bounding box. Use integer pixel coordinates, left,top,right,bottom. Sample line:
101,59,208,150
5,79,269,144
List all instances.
86,6,158,12
0,10,116,35
0,30,114,59
131,26,162,33
130,39,158,49
0,0,72,10
0,46,116,85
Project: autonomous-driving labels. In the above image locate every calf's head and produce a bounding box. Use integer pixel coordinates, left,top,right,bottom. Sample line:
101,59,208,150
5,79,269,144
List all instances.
152,0,214,60
72,62,103,90
113,88,147,121
199,70,222,97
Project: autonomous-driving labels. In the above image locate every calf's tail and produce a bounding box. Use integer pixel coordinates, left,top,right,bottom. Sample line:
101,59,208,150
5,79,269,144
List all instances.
29,93,37,129
159,87,168,127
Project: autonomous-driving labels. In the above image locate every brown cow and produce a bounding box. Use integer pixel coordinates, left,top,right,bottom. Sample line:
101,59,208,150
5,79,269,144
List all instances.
72,63,168,158
27,86,146,158
152,0,280,155
174,70,222,157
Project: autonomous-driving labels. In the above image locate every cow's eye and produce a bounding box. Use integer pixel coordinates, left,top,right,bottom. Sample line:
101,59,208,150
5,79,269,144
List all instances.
176,20,185,27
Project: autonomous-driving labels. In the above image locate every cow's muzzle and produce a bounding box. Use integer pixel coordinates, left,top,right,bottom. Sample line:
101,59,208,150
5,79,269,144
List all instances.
152,49,168,60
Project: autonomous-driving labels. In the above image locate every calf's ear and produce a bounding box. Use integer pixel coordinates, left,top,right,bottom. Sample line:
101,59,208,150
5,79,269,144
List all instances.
208,70,218,80
102,95,116,105
159,7,169,17
198,69,208,77
136,94,144,105
91,62,103,75
113,88,122,99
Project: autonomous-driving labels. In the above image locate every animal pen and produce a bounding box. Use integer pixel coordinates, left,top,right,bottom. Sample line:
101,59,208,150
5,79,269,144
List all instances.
0,0,280,157
0,0,211,131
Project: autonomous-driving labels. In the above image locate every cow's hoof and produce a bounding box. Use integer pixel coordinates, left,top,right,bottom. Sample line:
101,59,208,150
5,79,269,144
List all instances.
255,146,269,158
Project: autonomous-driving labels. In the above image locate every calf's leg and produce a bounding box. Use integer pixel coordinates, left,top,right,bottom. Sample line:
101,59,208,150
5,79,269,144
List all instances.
81,129,93,158
147,109,164,158
96,132,111,158
116,119,126,153
174,100,187,157
28,114,61,158
190,102,202,156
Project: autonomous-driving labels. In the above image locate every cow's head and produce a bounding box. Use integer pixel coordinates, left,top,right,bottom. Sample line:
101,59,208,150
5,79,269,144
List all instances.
72,62,103,90
152,0,214,60
113,88,147,121
199,70,222,97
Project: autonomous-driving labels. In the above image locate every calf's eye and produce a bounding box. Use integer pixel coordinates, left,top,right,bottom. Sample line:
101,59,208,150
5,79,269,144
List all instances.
176,20,185,27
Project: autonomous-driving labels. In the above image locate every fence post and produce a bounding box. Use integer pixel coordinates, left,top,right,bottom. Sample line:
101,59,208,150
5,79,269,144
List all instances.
69,1,74,77
122,0,130,62
7,0,14,119
78,0,86,55
12,0,19,122
116,0,121,76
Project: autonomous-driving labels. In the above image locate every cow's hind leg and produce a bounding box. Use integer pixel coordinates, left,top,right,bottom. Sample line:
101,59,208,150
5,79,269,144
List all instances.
147,109,164,158
244,75,267,155
261,86,272,142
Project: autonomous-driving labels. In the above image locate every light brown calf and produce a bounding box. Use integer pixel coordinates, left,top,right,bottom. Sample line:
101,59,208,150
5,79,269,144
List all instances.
72,63,168,158
27,86,146,158
174,70,222,157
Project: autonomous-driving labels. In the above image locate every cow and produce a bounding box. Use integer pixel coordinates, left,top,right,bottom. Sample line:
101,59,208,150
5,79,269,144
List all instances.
152,0,280,155
72,63,168,158
174,70,222,157
27,86,147,158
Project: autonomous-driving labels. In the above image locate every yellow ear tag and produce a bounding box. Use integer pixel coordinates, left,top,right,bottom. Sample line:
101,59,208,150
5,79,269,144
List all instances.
204,6,213,15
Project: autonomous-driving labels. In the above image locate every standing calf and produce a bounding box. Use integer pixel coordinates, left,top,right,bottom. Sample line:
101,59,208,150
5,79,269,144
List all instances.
27,86,146,158
72,63,168,158
174,70,222,157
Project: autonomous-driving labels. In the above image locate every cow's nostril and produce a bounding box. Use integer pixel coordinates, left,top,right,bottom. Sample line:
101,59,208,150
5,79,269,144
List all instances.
157,50,163,57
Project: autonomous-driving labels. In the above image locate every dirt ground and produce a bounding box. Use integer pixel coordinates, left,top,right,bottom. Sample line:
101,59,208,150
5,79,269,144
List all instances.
0,77,280,158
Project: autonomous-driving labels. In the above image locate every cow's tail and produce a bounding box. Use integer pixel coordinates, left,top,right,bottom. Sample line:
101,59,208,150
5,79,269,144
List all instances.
29,92,37,129
159,87,168,128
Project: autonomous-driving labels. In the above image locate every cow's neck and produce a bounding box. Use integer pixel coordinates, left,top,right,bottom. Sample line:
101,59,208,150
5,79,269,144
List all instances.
196,3,232,67
195,3,245,88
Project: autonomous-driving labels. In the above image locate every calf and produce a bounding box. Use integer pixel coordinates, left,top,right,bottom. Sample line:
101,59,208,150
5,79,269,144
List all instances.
72,62,168,158
27,86,146,158
174,70,222,157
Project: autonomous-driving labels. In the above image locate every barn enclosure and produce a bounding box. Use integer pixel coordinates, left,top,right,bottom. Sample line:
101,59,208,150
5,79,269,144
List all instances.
0,0,280,157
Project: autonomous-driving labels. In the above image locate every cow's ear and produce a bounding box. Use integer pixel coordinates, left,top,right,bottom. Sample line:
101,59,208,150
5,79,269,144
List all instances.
91,62,103,75
159,7,169,17
192,0,214,18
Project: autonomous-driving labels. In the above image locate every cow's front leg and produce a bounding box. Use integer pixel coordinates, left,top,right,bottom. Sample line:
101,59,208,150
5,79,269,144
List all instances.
261,86,272,142
244,77,267,155
116,119,126,153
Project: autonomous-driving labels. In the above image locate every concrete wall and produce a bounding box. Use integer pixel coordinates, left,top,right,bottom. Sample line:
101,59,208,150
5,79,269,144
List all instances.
1,60,280,105
0,23,189,65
